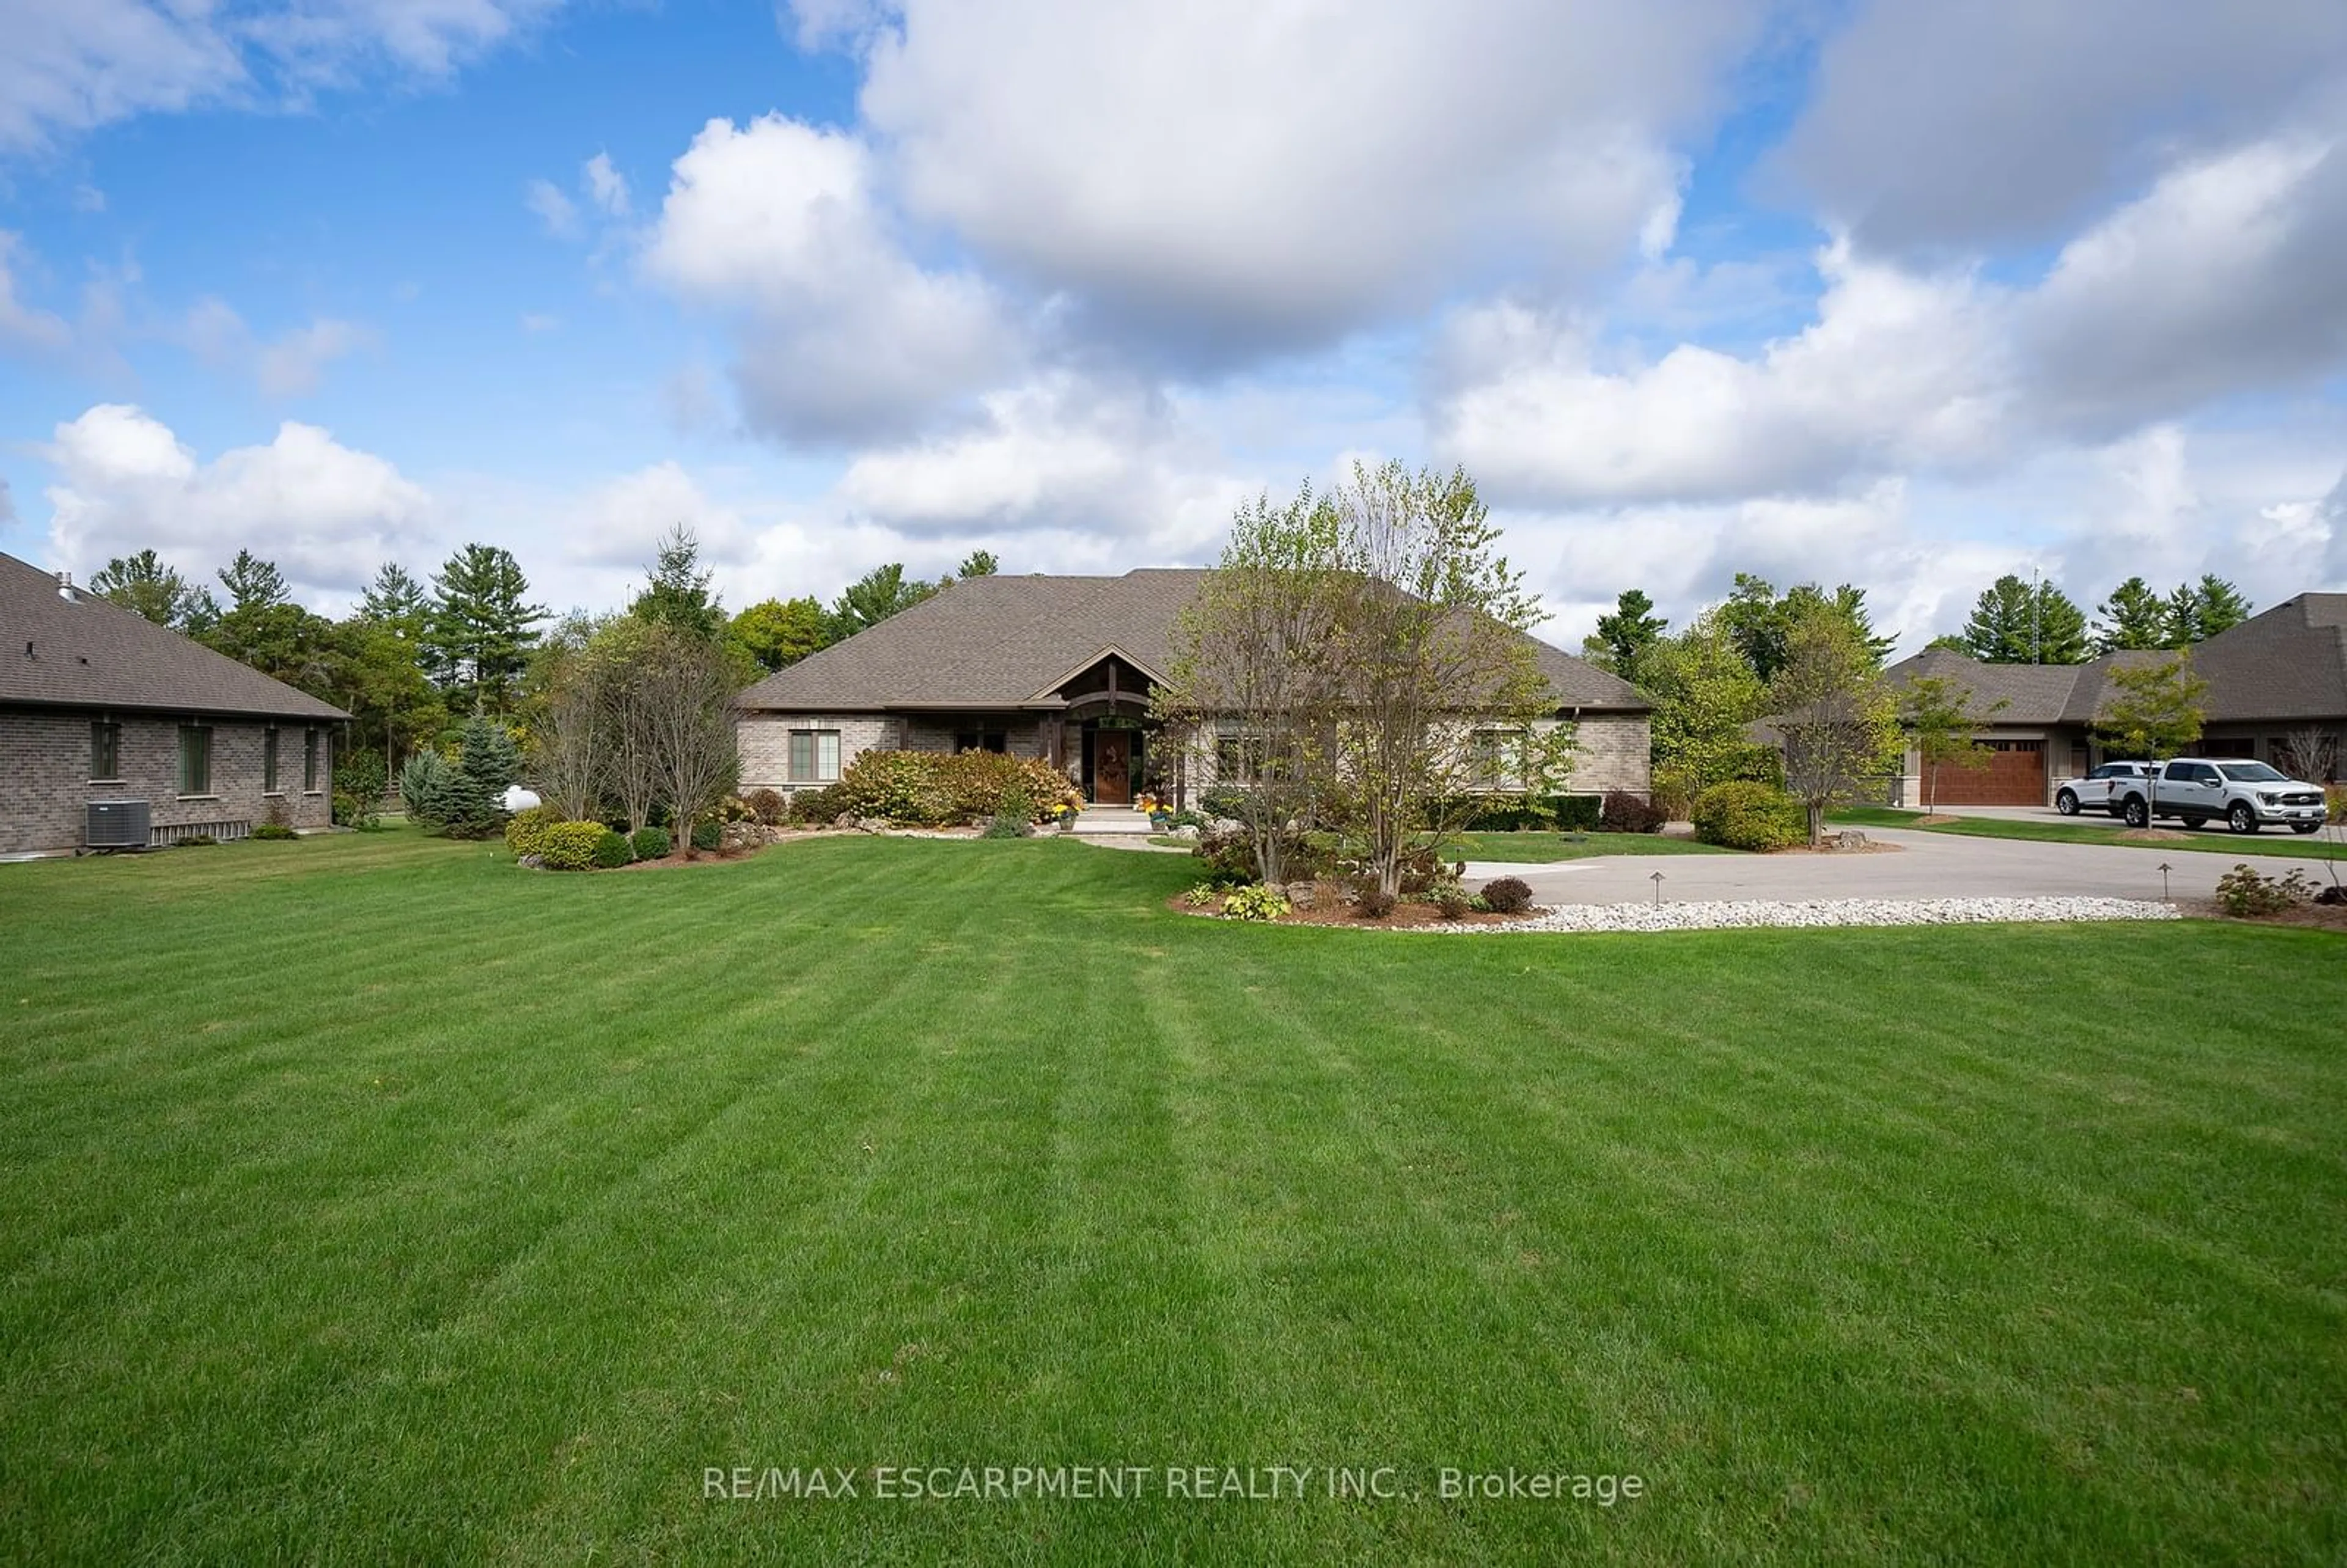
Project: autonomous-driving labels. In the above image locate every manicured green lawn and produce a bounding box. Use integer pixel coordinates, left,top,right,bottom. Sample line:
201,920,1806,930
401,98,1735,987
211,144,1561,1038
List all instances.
3,829,2343,1564
1832,805,2347,860
1450,831,1735,862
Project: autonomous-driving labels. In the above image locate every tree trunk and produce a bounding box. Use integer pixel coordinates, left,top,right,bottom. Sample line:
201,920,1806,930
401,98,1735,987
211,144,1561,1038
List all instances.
1808,800,1825,847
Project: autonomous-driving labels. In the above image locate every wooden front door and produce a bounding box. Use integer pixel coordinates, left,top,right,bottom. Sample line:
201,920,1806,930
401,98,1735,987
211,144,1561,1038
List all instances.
1095,730,1131,805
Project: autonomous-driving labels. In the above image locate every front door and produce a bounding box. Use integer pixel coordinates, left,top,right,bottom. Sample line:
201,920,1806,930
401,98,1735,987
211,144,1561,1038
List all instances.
1095,730,1131,805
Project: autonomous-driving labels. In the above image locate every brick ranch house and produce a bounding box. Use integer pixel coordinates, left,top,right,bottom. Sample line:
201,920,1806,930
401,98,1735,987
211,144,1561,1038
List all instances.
1,551,348,855
735,568,1652,808
1876,591,2347,806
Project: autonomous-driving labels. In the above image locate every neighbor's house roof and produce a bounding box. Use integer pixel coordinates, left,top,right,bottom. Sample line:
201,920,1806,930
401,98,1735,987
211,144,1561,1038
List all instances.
1879,593,2347,727
2185,592,2347,722
0,551,348,721
737,568,1651,714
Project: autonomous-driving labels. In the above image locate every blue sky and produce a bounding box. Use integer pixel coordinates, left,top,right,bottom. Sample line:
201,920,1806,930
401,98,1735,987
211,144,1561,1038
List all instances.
4,1,2345,650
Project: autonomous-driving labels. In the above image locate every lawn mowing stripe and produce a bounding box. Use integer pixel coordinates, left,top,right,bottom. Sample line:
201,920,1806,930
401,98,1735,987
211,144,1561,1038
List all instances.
4,831,2344,1564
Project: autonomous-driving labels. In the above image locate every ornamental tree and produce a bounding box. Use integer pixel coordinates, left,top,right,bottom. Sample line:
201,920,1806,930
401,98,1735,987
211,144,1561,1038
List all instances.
1321,461,1569,897
1769,604,1900,845
1155,482,1348,887
1901,674,2007,816
2093,654,2208,761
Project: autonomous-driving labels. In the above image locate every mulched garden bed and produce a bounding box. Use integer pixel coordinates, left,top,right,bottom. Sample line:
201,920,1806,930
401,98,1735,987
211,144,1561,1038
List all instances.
2177,896,2347,931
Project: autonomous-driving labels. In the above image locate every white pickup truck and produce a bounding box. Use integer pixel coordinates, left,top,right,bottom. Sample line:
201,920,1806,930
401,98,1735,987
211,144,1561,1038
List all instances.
2053,761,2153,817
2109,758,2329,834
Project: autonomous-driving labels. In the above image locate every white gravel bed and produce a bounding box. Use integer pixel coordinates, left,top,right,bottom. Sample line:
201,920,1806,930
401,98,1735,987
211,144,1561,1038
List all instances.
1414,896,2181,933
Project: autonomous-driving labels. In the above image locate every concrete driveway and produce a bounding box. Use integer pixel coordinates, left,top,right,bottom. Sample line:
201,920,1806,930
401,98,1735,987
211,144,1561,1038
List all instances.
1464,826,2341,906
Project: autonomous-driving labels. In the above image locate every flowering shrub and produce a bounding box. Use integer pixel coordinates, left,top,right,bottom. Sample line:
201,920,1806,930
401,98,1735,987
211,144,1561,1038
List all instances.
834,750,952,824
832,750,1079,826
1222,884,1291,921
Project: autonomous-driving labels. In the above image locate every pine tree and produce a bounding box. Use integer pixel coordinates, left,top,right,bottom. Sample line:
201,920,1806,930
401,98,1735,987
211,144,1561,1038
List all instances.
89,549,201,628
628,525,726,639
1958,574,2088,664
217,549,290,612
2165,575,2252,643
203,551,334,687
2093,576,2173,652
1719,575,1892,680
956,549,999,578
359,563,429,632
829,563,935,638
435,714,522,838
427,544,546,714
2190,575,2252,638
1582,588,1669,676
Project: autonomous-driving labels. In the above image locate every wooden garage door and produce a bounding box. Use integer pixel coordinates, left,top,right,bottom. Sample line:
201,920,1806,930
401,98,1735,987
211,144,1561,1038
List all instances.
1927,740,2045,806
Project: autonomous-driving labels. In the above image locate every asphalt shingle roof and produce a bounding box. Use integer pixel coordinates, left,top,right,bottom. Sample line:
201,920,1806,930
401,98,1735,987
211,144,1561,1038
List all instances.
0,551,348,720
738,568,1649,713
1882,593,2347,727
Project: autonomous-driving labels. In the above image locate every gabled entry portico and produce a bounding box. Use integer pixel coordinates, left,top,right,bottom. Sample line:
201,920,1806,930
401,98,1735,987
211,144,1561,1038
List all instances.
1032,646,1161,807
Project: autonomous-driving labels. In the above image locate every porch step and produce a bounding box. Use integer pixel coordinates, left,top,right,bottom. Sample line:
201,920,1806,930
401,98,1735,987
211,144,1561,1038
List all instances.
1071,808,1156,835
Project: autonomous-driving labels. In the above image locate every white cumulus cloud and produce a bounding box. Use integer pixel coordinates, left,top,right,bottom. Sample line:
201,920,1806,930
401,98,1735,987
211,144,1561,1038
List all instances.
42,404,435,595
0,0,568,153
839,0,1752,359
642,112,1018,443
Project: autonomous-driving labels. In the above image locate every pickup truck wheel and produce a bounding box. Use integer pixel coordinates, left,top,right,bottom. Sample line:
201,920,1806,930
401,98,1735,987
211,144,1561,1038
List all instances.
2228,802,2258,834
2121,796,2149,829
2055,790,2080,815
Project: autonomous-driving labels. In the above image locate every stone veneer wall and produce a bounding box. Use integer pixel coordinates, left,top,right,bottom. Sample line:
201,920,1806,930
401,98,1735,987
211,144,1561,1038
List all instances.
899,718,1047,759
1567,714,1651,796
1175,712,1651,801
736,713,900,794
734,709,1655,800
0,708,334,855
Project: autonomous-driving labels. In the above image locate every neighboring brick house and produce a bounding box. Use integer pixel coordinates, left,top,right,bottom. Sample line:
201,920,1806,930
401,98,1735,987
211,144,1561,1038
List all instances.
0,551,348,855
1873,592,2347,806
736,568,1652,808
